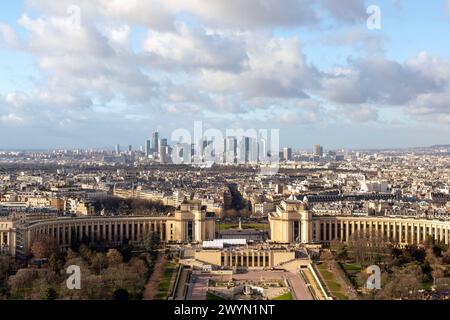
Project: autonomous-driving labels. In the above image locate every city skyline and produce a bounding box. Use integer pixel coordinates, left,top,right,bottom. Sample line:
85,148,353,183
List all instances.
1,1,450,149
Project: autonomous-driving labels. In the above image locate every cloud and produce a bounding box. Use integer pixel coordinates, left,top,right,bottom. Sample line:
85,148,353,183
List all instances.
142,25,248,72
25,0,177,31
327,27,385,52
175,0,319,28
197,37,320,100
0,0,448,149
0,23,21,48
322,0,367,22
337,105,379,122
322,54,443,105
408,91,450,121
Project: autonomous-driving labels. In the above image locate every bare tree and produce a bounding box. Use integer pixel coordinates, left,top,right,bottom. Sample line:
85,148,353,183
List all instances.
30,235,58,260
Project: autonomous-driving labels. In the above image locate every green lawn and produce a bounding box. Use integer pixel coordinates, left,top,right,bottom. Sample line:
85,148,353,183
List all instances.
272,292,293,300
206,292,226,300
342,263,362,273
316,263,348,300
339,262,362,288
155,262,176,299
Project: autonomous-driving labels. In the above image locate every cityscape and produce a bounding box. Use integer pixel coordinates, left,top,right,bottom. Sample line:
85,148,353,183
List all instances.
0,138,449,301
0,0,450,311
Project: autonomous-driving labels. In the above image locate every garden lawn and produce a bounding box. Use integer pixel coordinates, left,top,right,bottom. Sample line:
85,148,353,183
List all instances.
317,263,348,300
155,262,176,299
272,292,293,300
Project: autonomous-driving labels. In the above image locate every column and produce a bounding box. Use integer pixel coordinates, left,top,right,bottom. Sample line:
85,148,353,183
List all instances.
137,222,141,241
102,223,106,240
334,222,338,241
363,221,367,239
328,221,332,242
387,222,391,242
68,225,71,245
345,221,349,242
392,222,397,242
315,220,321,241
340,221,344,241
348,221,352,239
445,228,449,245
415,223,420,244
404,223,409,244
108,223,112,241
57,225,61,245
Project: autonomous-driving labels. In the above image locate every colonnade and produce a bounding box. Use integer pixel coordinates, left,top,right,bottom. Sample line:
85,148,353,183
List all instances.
312,217,450,245
28,218,168,247
221,250,271,268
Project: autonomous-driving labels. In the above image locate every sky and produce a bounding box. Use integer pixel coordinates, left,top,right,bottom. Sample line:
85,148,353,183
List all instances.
0,0,450,150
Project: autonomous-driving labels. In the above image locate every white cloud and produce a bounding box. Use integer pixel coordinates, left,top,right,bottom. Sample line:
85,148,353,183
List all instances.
142,25,248,71
173,0,318,28
322,54,444,105
197,37,319,100
0,23,21,48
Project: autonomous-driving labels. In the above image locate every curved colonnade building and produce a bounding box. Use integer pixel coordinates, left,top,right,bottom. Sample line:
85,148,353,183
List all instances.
2,199,450,259
269,200,450,245
1,201,215,257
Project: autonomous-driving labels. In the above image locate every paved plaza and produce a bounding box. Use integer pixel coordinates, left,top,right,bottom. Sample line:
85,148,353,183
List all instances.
186,270,313,300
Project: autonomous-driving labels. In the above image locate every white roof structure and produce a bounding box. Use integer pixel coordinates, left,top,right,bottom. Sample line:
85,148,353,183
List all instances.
202,239,247,249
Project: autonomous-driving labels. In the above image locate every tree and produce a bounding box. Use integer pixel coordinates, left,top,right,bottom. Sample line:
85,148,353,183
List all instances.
79,244,92,261
8,269,39,293
0,255,14,296
442,248,450,264
66,248,78,261
48,254,58,273
106,249,123,265
143,231,159,252
41,287,57,300
377,264,423,300
347,230,389,267
91,253,108,274
30,235,58,260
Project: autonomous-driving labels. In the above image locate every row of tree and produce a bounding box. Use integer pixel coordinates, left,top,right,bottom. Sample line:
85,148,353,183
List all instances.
328,232,450,299
4,245,153,300
92,196,174,215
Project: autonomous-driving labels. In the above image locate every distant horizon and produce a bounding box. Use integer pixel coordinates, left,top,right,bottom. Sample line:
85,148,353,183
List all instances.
1,143,449,153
